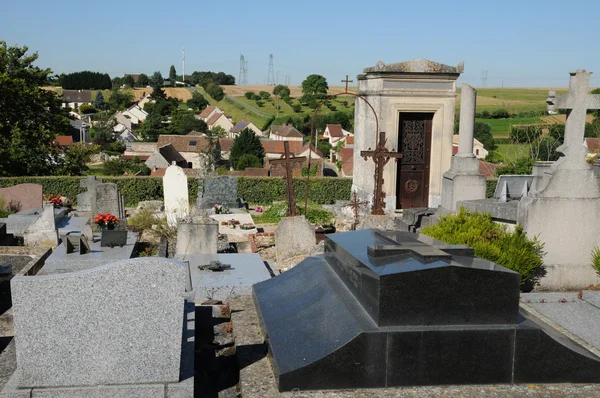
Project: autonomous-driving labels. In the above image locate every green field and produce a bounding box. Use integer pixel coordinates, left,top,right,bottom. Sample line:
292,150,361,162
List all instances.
457,87,568,114
496,144,530,162
476,116,543,138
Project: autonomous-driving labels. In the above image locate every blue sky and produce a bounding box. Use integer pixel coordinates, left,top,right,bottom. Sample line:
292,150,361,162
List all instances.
2,0,599,88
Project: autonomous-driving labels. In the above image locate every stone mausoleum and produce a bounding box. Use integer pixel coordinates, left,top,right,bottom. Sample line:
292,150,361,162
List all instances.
353,58,462,211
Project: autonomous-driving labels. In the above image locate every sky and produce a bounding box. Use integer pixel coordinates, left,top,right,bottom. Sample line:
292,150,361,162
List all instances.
2,0,599,88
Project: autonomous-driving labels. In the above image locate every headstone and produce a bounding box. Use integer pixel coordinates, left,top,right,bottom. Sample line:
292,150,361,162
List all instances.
163,164,190,227
176,217,218,256
77,176,103,212
493,175,533,200
3,257,193,396
95,183,124,219
275,216,315,268
23,204,58,248
440,83,486,211
202,176,238,209
518,70,600,289
0,183,42,211
254,229,600,391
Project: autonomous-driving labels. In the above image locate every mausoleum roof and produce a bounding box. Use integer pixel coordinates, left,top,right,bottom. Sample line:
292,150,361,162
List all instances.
363,58,464,74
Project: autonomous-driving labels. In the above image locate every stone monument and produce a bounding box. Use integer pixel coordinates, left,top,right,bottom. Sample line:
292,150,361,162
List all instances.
254,229,600,392
163,163,190,227
440,83,486,211
353,59,462,210
2,257,193,397
518,70,600,290
23,204,58,248
202,175,239,209
77,176,102,212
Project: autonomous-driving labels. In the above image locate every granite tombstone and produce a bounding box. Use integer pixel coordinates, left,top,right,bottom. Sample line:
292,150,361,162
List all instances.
202,175,239,209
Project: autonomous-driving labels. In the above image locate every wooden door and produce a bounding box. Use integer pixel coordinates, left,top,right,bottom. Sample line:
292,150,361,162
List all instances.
396,113,433,209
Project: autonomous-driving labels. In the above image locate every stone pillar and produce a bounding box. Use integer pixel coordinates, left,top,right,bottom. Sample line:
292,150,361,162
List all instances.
440,84,486,212
457,83,476,157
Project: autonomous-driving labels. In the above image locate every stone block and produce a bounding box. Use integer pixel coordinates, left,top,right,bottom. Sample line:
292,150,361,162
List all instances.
275,216,315,264
11,257,187,388
441,156,486,212
176,218,218,255
356,214,396,230
23,205,58,248
459,198,518,223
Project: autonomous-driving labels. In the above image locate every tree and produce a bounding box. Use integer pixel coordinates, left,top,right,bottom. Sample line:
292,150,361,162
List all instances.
244,91,255,100
210,125,227,138
150,71,163,86
140,111,167,141
317,141,332,157
137,73,149,87
230,128,265,169
474,121,496,151
60,71,111,89
94,91,106,110
169,113,207,134
236,153,262,170
301,74,328,97
123,74,135,88
108,89,134,112
273,84,291,99
206,83,225,101
90,112,116,146
54,143,100,176
187,91,209,110
169,65,176,83
0,41,70,176
259,91,271,100
149,83,167,101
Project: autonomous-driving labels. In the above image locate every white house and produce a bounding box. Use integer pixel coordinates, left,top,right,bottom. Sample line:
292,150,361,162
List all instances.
230,120,263,138
61,90,92,110
269,124,304,142
198,105,223,122
323,124,352,146
295,143,323,160
452,135,488,159
206,113,234,132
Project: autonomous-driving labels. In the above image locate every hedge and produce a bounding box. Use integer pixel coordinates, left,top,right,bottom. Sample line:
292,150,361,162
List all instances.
0,176,352,207
486,179,498,198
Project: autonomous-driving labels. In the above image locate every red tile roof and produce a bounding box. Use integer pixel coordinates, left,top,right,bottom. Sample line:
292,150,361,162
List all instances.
345,136,354,145
479,161,501,179
55,136,74,146
295,143,323,158
260,140,303,155
326,124,344,138
199,105,217,119
340,147,353,163
157,135,209,152
270,124,304,138
218,138,234,152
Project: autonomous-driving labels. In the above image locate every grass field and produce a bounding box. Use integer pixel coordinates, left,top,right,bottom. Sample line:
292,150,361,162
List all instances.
496,144,530,162
457,87,568,114
476,116,543,138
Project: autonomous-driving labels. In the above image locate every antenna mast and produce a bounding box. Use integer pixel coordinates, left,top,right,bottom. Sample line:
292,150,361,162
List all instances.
267,54,275,86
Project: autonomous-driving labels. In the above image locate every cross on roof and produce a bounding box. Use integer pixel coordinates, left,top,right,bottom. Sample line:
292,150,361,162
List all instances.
281,141,298,216
341,75,354,93
360,131,403,215
546,70,600,169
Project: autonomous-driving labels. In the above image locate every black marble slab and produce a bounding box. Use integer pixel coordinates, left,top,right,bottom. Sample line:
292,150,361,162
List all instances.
324,230,520,326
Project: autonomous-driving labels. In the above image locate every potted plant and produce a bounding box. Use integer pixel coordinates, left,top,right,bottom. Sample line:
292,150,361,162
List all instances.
94,213,127,247
44,194,72,208
214,204,230,214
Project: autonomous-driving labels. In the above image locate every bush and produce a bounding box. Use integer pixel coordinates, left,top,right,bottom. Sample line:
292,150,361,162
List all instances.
253,202,334,225
474,122,496,150
79,104,97,114
486,180,497,198
236,153,262,170
480,110,491,118
216,167,229,175
256,100,264,107
292,104,302,113
484,150,503,164
244,91,255,100
509,125,543,144
421,208,544,288
237,177,352,204
495,157,535,176
259,91,271,100
491,109,510,119
127,207,158,233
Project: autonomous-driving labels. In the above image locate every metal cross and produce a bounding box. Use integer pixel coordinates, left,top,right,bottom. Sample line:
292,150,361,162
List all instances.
343,191,369,230
546,70,600,168
361,131,403,215
282,141,298,216
341,75,353,93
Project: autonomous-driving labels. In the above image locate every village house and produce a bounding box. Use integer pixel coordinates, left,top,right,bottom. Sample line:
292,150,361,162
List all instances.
230,120,263,138
452,135,488,159
156,135,212,169
113,104,148,143
145,143,188,170
122,142,159,161
206,113,234,132
55,136,74,148
198,105,223,122
61,90,91,110
269,124,304,142
323,124,353,146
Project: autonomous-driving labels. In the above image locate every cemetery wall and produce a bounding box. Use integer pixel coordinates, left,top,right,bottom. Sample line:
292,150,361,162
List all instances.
0,176,352,205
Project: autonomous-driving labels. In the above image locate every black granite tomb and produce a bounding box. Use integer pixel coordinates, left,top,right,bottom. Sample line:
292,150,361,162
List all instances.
253,229,600,392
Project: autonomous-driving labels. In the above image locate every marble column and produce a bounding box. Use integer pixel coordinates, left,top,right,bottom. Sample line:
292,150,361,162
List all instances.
457,83,476,157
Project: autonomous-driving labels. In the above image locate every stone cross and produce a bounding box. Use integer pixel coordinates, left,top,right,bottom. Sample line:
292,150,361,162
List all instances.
367,244,452,261
343,191,368,230
341,75,354,93
282,141,298,217
360,131,403,215
546,70,600,169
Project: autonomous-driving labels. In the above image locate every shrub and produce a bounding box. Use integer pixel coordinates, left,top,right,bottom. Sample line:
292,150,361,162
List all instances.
216,167,229,175
236,153,262,170
592,246,600,274
259,91,270,100
253,202,334,225
79,104,97,114
421,208,544,287
480,110,491,118
509,125,543,144
292,104,302,113
491,109,510,119
244,91,255,100
486,180,497,198
127,207,158,233
495,157,535,176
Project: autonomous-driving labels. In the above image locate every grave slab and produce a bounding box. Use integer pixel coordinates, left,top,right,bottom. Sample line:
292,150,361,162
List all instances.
177,253,271,303
209,213,257,235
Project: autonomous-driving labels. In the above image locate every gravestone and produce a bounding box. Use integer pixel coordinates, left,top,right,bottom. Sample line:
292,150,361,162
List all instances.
163,164,190,227
2,257,193,397
202,175,239,209
95,183,125,219
77,176,103,212
493,175,533,201
254,229,600,392
0,183,42,211
176,217,218,255
23,204,58,248
275,216,315,270
518,70,600,289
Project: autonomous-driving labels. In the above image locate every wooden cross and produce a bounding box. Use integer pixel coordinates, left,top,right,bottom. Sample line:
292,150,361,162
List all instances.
282,141,298,216
343,191,369,230
361,131,403,215
341,75,353,93
546,70,600,169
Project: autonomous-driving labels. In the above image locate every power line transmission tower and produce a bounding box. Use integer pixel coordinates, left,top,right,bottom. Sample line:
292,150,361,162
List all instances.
267,54,275,86
239,55,248,86
481,70,488,87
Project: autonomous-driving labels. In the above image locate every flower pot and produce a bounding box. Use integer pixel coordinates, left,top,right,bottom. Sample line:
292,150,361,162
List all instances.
100,230,128,248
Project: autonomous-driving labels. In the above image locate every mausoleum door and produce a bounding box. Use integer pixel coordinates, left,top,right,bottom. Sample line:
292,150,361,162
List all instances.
396,113,433,209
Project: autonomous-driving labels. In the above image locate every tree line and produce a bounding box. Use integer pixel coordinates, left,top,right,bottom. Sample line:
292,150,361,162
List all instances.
60,71,112,90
